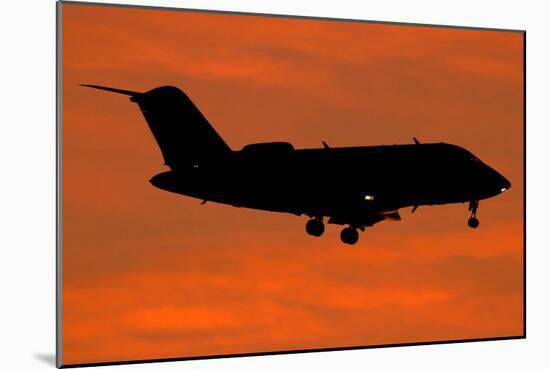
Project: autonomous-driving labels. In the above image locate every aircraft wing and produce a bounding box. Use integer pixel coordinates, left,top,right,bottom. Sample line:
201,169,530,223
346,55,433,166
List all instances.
328,211,401,228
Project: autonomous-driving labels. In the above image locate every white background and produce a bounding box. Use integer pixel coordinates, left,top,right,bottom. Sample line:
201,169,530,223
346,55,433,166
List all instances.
0,0,548,368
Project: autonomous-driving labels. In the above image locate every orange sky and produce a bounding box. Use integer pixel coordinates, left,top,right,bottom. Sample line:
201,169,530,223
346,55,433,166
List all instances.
61,3,524,366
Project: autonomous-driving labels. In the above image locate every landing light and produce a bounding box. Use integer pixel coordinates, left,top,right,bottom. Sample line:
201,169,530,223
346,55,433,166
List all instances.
364,195,375,201
500,187,507,193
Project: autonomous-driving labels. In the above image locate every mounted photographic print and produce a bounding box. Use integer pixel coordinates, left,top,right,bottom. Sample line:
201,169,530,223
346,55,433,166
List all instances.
56,1,525,367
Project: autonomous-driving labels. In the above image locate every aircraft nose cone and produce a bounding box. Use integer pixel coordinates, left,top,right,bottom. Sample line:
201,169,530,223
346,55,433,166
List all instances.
473,163,511,199
498,174,511,193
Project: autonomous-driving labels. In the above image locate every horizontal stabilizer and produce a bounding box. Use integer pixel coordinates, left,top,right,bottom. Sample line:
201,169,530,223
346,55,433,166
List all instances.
80,84,141,97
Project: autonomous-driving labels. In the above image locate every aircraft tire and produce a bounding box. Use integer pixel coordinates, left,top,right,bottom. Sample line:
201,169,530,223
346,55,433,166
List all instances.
306,219,325,237
468,217,480,229
340,227,359,245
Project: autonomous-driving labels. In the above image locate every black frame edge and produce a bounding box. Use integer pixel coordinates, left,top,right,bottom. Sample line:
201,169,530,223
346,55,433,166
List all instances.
60,335,525,368
58,0,525,34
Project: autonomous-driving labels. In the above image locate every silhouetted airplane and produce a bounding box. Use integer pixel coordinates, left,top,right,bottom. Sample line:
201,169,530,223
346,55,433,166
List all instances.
81,84,511,245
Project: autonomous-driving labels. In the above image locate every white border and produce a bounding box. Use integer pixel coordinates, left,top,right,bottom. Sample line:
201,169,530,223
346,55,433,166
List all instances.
2,1,549,368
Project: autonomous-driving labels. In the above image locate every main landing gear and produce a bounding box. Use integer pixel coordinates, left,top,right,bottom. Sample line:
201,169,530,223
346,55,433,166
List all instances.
305,217,325,237
468,200,480,229
340,227,359,245
305,217,360,245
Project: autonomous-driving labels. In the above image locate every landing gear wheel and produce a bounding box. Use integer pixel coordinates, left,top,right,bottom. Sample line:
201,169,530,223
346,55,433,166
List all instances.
305,218,325,237
468,217,480,229
340,227,359,245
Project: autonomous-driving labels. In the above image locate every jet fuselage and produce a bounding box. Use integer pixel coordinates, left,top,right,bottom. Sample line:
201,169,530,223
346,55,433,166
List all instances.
150,142,510,226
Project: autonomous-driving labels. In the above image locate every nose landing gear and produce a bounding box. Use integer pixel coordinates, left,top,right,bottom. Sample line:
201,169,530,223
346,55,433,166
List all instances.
468,200,480,229
305,217,325,237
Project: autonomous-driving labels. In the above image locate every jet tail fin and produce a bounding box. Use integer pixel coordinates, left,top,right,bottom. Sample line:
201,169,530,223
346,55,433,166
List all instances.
82,84,232,169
